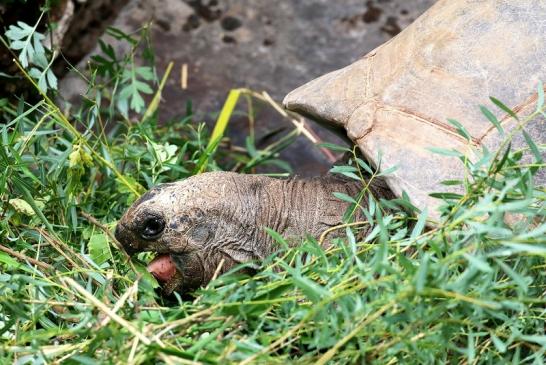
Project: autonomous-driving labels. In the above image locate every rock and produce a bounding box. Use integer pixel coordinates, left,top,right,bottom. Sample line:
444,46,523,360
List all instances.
59,0,436,175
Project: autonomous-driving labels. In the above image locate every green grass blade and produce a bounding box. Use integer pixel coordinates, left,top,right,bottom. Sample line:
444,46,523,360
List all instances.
195,89,241,173
142,61,173,122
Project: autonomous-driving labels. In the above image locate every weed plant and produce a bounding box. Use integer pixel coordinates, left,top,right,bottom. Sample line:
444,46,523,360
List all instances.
0,14,545,365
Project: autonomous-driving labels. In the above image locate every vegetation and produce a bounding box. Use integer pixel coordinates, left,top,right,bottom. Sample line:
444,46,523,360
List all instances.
1,14,545,365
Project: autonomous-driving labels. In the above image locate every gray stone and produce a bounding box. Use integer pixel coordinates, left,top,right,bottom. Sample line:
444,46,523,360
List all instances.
60,0,436,175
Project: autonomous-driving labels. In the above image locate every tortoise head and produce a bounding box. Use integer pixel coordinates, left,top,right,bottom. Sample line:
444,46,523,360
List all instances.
115,180,215,256
114,172,264,292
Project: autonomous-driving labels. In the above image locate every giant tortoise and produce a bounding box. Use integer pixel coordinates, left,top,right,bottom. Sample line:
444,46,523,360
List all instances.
115,0,545,293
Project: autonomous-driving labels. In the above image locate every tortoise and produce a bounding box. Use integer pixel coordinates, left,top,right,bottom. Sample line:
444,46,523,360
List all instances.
115,0,545,293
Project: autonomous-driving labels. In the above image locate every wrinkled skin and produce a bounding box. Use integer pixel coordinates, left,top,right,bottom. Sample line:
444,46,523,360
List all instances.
115,171,392,292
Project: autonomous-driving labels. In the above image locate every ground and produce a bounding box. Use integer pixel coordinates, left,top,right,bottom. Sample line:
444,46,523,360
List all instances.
60,0,436,175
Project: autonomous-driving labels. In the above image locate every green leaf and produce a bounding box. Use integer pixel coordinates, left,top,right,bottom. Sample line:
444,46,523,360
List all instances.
427,147,464,157
316,143,351,152
264,227,289,250
522,129,543,165
492,143,512,174
46,69,57,90
6,20,45,69
519,335,546,346
447,118,471,141
480,105,504,135
516,223,546,240
17,184,54,233
499,242,546,255
120,65,156,113
415,253,429,293
9,198,35,216
5,17,57,93
0,253,22,270
88,233,111,265
16,21,34,32
490,333,507,353
9,40,26,50
330,165,361,180
143,62,173,121
332,192,357,204
463,254,493,273
410,208,428,240
134,80,153,94
5,27,28,40
292,275,329,303
376,165,398,177
356,158,374,175
245,136,258,158
116,175,142,199
494,258,529,293
440,179,463,186
490,96,519,121
136,66,154,80
279,262,330,303
330,165,358,174
429,192,464,200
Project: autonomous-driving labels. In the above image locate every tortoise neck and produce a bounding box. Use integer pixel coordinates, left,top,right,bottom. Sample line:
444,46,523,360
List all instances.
255,176,362,251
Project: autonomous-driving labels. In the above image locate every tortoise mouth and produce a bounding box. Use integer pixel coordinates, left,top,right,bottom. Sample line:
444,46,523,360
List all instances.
145,252,206,294
147,253,187,295
147,254,178,283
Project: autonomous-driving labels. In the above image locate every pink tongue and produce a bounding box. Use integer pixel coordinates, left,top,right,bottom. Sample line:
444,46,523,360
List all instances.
147,255,177,283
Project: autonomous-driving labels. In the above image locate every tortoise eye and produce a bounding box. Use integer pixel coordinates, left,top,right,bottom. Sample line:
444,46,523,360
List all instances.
141,216,165,240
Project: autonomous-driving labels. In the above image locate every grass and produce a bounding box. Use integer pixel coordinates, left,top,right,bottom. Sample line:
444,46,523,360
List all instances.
1,17,545,365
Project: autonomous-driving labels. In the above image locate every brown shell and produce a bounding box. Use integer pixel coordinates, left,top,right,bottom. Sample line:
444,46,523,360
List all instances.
284,0,545,218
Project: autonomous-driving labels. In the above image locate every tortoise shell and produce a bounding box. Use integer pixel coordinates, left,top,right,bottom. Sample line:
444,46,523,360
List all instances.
284,0,545,218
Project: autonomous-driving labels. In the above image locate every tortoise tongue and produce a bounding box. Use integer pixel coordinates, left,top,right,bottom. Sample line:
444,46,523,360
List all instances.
147,254,177,283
